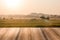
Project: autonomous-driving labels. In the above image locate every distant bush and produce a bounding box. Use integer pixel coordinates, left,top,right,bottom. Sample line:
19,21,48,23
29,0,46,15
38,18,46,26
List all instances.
3,17,5,20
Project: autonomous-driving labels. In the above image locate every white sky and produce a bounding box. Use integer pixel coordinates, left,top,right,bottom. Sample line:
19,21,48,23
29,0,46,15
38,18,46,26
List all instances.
0,0,60,15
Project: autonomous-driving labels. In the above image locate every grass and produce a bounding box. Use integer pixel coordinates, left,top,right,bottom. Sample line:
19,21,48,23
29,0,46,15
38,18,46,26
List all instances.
0,19,60,27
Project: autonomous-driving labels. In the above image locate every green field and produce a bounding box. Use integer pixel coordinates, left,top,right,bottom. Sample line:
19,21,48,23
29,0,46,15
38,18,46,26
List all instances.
0,19,60,27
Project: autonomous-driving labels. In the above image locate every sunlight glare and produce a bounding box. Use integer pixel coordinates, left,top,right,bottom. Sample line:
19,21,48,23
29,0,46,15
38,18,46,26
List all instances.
5,0,24,9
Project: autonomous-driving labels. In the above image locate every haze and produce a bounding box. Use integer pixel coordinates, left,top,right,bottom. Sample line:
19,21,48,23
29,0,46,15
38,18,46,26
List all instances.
0,0,60,15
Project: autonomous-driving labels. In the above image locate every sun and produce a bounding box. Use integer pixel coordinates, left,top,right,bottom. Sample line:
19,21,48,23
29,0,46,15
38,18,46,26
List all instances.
5,0,24,9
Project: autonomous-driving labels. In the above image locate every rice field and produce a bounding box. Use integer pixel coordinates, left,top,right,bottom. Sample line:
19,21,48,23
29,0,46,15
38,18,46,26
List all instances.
0,19,60,27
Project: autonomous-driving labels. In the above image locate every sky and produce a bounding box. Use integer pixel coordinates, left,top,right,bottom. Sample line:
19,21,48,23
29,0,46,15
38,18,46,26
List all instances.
0,0,60,15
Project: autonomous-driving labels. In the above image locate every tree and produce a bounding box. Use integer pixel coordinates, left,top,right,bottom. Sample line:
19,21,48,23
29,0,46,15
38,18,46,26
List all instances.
40,15,49,20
